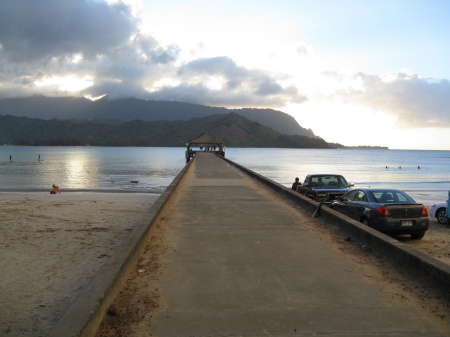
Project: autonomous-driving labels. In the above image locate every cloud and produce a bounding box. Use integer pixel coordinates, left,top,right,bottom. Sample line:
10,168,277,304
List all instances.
0,0,137,63
0,0,137,97
177,56,247,78
331,71,450,128
296,44,313,57
255,78,283,96
171,56,307,107
0,0,180,99
145,81,306,108
0,0,306,108
83,79,150,99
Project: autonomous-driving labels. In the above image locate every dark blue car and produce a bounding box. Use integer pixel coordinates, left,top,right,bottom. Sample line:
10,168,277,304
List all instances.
331,188,429,239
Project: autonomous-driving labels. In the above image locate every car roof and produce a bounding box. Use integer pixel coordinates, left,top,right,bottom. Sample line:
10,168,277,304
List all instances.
352,188,404,193
308,174,345,177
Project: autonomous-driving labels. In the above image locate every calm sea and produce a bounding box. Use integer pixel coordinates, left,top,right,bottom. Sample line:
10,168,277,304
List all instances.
1,146,449,205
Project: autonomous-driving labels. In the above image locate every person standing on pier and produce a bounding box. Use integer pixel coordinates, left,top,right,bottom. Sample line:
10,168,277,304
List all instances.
292,177,301,192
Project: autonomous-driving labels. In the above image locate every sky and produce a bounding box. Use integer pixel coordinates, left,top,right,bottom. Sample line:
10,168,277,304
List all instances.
0,0,449,150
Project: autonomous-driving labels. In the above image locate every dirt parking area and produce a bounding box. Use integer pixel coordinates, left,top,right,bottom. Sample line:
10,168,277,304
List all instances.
397,219,450,265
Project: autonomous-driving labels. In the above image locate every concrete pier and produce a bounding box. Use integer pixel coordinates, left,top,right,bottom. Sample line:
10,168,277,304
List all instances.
49,152,450,337
144,153,449,336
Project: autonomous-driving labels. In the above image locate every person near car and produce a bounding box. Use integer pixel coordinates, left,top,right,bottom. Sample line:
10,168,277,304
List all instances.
292,177,301,192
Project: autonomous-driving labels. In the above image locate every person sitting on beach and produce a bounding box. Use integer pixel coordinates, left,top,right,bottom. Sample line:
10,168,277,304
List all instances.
292,177,302,192
50,184,60,194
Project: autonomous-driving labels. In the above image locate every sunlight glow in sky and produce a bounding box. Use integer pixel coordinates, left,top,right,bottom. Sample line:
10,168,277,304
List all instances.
1,0,449,150
35,75,94,92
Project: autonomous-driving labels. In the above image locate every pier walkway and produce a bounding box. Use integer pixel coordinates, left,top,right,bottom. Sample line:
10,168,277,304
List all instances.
130,153,447,336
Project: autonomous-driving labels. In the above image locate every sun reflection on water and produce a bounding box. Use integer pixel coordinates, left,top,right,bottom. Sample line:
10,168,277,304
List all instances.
64,153,92,189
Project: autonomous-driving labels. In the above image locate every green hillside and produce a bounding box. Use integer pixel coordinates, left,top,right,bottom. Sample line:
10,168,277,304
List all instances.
0,96,318,138
0,113,335,148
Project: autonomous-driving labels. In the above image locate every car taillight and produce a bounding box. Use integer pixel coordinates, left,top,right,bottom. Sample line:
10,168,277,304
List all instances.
421,206,428,216
376,205,391,216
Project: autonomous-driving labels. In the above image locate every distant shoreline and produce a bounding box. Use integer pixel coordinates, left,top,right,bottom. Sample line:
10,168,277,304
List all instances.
342,146,389,149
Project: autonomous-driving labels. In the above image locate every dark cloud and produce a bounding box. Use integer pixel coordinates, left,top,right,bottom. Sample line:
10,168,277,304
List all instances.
144,82,278,107
255,78,283,96
0,0,178,100
336,72,450,128
0,0,136,63
0,1,306,108
150,45,180,64
177,56,247,78
83,79,150,100
133,35,180,64
173,57,307,107
145,81,307,108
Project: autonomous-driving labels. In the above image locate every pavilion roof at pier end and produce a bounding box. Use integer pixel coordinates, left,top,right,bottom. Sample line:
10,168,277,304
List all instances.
185,133,225,162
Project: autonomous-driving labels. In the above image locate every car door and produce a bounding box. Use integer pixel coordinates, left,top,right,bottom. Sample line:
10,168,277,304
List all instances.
347,190,368,220
334,190,358,217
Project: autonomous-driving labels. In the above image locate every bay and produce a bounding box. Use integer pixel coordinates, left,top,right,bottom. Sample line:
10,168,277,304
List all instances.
1,146,449,205
227,148,450,205
0,147,185,193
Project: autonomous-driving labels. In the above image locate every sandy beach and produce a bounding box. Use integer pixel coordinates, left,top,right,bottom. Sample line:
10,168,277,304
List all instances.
0,191,160,337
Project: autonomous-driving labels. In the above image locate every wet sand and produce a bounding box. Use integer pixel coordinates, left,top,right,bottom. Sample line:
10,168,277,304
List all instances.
0,192,160,337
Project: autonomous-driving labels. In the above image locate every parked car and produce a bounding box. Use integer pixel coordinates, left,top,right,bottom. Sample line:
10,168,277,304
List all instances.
298,174,354,203
331,188,429,239
428,202,447,224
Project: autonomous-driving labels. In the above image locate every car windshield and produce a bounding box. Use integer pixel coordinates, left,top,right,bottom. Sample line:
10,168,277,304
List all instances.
369,190,415,204
310,175,348,188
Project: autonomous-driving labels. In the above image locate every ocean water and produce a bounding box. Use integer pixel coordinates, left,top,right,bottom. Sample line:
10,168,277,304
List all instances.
0,147,185,193
1,146,449,204
227,148,450,205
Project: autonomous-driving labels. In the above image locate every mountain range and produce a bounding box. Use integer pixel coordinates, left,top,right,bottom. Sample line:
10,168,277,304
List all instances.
0,96,318,138
0,112,335,148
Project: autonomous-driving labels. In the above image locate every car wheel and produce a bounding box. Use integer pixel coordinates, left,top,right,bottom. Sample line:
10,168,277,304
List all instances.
410,232,425,240
360,217,370,227
436,208,448,225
